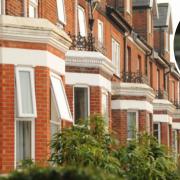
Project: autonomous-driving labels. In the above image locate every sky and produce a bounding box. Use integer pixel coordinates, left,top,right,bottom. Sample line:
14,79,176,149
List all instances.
157,0,180,67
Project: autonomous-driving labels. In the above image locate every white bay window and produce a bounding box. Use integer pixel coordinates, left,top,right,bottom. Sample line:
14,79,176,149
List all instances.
78,6,87,37
51,73,72,122
57,0,66,24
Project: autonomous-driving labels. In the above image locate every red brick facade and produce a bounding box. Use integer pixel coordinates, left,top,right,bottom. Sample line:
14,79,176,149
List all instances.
0,0,180,173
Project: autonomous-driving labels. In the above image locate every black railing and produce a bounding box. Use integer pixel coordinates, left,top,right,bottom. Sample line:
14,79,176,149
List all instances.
121,72,149,85
69,32,106,55
155,89,168,100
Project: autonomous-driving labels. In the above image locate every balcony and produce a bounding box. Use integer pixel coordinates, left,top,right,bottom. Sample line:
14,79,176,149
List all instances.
120,72,149,85
69,32,106,55
155,89,168,100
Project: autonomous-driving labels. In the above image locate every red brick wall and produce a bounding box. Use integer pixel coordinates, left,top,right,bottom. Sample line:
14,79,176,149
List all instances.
35,66,51,166
161,122,169,146
0,64,15,173
6,0,23,16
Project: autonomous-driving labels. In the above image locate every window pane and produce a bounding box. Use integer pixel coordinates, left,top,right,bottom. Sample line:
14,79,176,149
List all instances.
19,71,33,114
74,87,88,123
127,112,137,139
51,75,72,121
78,6,86,36
16,121,31,164
57,0,66,23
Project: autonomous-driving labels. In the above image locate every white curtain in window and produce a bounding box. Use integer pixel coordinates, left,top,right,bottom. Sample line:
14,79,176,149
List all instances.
19,71,33,114
51,75,72,121
16,121,31,164
78,6,86,37
57,0,66,23
127,112,137,139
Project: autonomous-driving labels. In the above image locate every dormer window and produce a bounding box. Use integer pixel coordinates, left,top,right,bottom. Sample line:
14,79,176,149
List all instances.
126,0,131,13
78,6,87,37
29,0,38,18
57,0,66,24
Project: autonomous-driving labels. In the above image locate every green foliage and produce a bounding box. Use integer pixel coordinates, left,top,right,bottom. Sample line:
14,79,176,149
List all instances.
50,115,122,176
1,166,120,180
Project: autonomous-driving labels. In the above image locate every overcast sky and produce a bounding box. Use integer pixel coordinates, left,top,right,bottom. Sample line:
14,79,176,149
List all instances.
157,0,180,66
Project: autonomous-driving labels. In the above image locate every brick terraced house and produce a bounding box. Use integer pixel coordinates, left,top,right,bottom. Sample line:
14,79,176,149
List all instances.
0,0,180,173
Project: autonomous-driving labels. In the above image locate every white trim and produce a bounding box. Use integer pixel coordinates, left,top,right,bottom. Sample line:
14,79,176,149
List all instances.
0,0,5,15
126,0,131,13
0,48,65,75
66,50,115,76
50,72,73,122
65,72,111,92
111,100,153,113
172,123,180,130
112,82,155,101
153,114,172,124
14,118,35,168
16,67,37,118
0,15,71,53
73,85,90,124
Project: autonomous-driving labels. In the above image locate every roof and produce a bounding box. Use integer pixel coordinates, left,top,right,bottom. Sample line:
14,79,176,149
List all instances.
133,0,152,7
154,3,173,33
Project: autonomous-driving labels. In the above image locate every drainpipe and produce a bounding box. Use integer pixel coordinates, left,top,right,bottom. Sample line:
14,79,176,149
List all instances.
124,31,130,74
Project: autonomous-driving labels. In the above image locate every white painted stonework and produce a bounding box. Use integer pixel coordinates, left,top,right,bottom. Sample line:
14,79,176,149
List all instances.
0,15,71,53
111,100,153,113
153,114,172,124
172,123,180,130
65,72,112,92
173,109,180,119
112,82,155,101
0,47,65,75
65,50,115,76
153,99,175,114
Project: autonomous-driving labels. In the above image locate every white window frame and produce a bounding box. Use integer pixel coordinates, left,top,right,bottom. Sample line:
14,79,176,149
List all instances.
0,0,5,15
29,0,38,18
16,67,37,118
127,110,138,141
57,0,66,25
73,85,90,124
112,38,120,77
78,5,87,37
126,0,131,13
50,72,72,122
14,118,35,168
98,19,104,46
153,123,161,144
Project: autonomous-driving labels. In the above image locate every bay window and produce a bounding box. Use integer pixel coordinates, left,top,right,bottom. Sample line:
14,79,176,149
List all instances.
153,123,161,143
112,38,120,76
78,6,87,37
51,73,72,122
74,86,89,124
57,0,66,24
127,111,138,140
29,0,38,18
